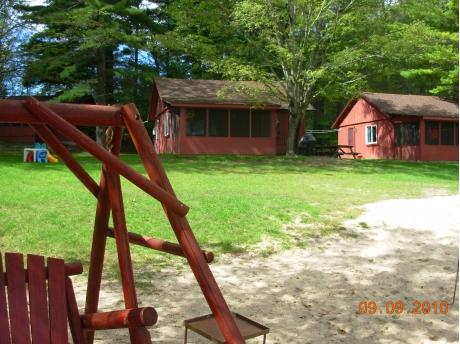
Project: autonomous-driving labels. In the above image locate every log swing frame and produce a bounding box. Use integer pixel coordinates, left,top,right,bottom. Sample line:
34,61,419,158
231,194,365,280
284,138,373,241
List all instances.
0,97,245,343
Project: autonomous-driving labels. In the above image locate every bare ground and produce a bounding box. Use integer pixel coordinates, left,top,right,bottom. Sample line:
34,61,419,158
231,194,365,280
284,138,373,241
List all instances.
72,195,459,343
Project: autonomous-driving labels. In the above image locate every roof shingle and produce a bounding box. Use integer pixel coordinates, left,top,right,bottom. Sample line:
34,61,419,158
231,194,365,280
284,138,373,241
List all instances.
154,78,315,110
362,93,458,118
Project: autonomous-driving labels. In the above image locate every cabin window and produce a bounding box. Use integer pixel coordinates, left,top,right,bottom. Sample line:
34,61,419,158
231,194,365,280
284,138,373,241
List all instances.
365,125,377,144
251,110,271,137
425,121,439,145
394,121,420,146
230,110,250,137
209,109,228,136
186,108,206,136
441,122,454,145
425,121,457,145
182,108,272,138
164,113,169,137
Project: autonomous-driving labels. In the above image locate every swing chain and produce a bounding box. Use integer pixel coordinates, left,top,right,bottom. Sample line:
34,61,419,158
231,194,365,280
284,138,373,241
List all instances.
106,126,114,152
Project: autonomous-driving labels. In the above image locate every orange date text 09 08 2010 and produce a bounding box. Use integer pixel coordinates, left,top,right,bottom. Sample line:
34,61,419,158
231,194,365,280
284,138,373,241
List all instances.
359,301,449,315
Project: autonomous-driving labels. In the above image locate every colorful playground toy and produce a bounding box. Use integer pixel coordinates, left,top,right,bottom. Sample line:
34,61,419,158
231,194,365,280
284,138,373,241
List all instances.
24,142,58,163
47,151,59,163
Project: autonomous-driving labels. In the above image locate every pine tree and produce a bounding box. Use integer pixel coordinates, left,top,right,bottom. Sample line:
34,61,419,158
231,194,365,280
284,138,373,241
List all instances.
19,0,164,143
1,0,26,97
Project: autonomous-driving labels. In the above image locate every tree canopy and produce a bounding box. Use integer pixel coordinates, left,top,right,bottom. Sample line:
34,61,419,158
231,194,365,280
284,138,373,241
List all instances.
1,0,26,97
164,0,409,154
3,0,458,153
365,0,458,98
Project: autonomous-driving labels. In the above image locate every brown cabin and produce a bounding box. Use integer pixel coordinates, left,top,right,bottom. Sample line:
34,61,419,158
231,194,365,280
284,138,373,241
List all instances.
332,93,459,161
148,78,314,155
0,95,95,143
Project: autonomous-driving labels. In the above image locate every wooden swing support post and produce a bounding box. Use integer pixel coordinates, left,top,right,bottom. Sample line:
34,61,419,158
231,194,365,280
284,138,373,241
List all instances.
0,97,245,344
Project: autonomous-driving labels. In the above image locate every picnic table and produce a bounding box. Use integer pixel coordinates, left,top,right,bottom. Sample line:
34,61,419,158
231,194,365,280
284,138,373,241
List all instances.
315,145,361,159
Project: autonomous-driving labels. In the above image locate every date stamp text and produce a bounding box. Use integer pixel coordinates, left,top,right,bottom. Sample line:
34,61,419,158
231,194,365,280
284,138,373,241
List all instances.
359,301,449,315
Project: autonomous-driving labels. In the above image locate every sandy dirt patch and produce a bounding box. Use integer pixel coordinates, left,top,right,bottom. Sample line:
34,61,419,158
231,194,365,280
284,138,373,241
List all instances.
73,195,459,343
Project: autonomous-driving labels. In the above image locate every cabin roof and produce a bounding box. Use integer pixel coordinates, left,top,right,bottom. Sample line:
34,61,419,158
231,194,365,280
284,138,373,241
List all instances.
332,93,458,128
362,93,458,118
154,78,314,110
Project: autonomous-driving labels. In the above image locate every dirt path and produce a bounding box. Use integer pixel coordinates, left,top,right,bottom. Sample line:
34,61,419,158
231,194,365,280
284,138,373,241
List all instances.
73,195,459,343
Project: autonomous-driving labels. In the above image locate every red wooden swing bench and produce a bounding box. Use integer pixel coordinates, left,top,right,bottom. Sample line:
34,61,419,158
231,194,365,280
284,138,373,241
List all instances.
0,252,157,344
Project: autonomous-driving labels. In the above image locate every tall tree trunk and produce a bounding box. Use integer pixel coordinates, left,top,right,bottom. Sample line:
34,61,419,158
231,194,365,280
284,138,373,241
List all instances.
286,112,302,156
95,45,106,146
105,48,114,105
134,47,139,103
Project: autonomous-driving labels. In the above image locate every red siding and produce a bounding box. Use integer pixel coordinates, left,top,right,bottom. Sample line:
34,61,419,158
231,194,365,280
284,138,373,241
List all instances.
153,104,304,155
339,99,387,126
338,119,421,160
336,99,458,161
419,119,459,161
0,124,36,143
337,99,396,159
180,137,276,155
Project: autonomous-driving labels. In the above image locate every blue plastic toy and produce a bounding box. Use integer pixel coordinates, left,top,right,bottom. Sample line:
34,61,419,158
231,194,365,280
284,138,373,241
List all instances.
36,150,48,163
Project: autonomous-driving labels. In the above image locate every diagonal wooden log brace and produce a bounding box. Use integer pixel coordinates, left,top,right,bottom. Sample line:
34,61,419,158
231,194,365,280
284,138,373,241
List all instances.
29,123,101,198
121,104,246,344
23,97,189,217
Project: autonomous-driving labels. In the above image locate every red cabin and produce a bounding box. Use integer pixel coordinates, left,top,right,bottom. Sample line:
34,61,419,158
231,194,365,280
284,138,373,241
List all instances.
148,78,314,155
332,93,459,161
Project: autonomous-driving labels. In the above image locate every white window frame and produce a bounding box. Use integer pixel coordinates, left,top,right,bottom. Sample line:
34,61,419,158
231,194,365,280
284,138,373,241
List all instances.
164,113,169,137
366,125,377,144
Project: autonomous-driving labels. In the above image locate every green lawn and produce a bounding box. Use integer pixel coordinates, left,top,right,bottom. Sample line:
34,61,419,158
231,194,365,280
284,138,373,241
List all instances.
0,152,458,269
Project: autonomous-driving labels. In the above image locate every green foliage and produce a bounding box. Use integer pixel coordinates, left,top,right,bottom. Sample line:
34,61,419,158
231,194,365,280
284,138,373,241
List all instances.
365,0,459,98
1,0,26,96
148,0,231,79
164,0,395,155
18,0,160,109
6,0,457,138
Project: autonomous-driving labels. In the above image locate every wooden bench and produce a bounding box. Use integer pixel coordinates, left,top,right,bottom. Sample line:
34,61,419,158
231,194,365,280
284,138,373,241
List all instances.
0,252,157,344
